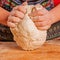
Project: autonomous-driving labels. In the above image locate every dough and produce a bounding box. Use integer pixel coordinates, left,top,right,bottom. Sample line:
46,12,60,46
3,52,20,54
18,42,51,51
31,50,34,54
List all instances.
10,5,47,50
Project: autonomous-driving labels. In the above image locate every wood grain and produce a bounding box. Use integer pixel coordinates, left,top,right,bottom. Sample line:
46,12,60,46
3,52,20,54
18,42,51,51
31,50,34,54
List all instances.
0,39,60,60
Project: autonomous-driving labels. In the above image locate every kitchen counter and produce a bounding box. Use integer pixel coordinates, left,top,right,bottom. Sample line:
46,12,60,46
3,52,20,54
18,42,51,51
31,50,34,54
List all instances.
0,38,60,60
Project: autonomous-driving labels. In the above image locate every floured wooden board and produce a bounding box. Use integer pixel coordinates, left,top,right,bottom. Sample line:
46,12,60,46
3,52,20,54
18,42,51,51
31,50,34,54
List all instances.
0,38,60,60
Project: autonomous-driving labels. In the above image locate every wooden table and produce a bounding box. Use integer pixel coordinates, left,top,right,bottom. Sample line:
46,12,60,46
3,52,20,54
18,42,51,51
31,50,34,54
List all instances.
0,38,60,60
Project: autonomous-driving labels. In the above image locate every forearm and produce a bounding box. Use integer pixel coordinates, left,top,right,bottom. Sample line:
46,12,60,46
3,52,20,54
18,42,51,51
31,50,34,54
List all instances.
0,7,10,26
49,4,60,24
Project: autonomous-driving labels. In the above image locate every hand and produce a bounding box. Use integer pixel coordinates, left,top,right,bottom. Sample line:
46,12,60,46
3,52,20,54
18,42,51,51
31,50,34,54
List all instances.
29,5,55,30
7,2,27,28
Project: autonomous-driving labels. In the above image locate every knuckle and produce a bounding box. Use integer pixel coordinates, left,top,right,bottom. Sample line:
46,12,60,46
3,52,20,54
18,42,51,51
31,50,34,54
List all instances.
40,22,46,26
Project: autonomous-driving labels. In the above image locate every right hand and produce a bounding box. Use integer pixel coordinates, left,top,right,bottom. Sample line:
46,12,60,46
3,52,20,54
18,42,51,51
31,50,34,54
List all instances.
29,4,54,30
7,2,27,28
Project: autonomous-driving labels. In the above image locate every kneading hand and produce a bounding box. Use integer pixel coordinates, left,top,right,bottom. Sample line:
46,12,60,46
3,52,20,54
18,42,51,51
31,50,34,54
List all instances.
7,3,27,28
29,4,55,30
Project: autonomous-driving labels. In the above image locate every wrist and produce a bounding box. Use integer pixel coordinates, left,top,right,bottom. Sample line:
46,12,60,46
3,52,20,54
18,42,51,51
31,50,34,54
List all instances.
49,10,60,25
49,4,60,24
0,7,10,26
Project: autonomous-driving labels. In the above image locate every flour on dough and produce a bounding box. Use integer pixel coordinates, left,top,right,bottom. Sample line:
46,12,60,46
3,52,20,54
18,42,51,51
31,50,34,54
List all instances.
10,5,47,50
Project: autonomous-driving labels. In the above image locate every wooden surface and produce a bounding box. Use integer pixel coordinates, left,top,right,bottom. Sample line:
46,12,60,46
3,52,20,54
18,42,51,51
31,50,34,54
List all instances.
0,38,60,60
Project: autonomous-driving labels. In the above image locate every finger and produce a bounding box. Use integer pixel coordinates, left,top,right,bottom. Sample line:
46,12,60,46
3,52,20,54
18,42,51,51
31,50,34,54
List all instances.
37,25,51,30
31,17,40,22
32,10,43,16
37,10,44,16
7,22,16,28
34,21,48,27
29,8,43,17
17,6,26,14
31,7,37,17
31,16,45,22
13,6,26,14
29,11,38,17
11,10,24,19
8,16,21,23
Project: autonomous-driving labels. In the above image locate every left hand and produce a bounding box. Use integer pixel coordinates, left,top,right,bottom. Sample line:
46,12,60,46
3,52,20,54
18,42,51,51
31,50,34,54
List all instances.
7,2,27,28
29,5,54,30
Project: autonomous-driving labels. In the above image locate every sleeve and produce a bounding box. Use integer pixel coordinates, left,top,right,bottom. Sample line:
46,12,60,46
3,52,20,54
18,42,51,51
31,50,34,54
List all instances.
0,0,18,11
0,0,12,11
0,0,23,11
54,0,60,6
0,0,4,7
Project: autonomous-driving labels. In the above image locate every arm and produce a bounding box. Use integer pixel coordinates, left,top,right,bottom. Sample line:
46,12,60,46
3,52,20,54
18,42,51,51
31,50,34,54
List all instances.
0,7,10,26
29,4,60,30
49,4,60,24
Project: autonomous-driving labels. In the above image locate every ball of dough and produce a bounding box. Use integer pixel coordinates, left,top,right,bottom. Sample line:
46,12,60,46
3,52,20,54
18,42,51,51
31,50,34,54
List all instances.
10,5,47,50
